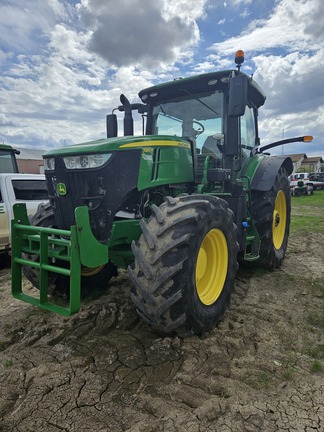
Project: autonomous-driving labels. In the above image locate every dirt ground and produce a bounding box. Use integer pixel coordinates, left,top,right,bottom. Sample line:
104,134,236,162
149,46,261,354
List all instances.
0,203,323,432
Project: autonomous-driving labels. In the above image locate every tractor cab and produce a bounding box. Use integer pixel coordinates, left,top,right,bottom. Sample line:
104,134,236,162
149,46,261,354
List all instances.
141,72,265,148
107,52,266,191
0,144,20,173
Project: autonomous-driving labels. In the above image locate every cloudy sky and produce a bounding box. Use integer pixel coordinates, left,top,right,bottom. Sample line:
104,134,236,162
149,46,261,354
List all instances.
0,0,323,157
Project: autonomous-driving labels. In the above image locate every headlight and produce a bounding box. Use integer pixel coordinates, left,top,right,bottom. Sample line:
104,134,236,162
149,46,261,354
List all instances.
63,153,112,169
44,157,55,171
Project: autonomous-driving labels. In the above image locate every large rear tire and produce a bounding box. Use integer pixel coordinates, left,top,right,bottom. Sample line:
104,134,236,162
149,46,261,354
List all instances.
23,202,117,297
128,195,238,336
251,167,291,269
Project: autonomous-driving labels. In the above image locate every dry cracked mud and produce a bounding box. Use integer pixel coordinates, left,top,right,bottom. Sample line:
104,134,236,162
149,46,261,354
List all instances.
0,204,323,432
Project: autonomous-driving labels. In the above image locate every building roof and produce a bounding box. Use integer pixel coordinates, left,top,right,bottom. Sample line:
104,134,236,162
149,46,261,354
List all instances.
285,153,307,162
302,156,324,163
15,148,46,161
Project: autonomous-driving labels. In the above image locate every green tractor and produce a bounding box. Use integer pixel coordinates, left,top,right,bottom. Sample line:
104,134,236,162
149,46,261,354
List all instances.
0,144,20,173
10,51,312,335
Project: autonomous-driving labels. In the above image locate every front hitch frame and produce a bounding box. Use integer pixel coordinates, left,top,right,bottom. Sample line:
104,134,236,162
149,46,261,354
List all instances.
10,203,108,316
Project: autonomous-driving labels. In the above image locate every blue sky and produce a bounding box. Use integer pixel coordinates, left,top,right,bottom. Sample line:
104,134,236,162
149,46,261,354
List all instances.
0,0,323,158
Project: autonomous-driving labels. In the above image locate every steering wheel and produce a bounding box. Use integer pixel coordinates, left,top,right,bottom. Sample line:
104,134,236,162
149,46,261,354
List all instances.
193,120,205,136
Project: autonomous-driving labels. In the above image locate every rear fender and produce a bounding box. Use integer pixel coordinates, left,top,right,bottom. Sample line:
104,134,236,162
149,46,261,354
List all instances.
250,156,293,191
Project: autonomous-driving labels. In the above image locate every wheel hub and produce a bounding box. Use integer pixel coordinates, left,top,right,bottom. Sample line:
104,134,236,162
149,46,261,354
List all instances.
195,228,228,306
272,190,287,250
274,210,280,227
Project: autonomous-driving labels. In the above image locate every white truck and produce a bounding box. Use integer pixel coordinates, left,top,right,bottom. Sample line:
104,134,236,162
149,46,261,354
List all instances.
289,172,324,196
0,173,48,255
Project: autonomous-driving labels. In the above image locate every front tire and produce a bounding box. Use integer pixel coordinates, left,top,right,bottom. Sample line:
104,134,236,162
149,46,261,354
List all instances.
251,167,291,269
129,195,238,336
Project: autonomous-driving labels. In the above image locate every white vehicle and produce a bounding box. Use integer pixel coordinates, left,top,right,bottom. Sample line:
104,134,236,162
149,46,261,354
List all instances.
0,173,48,254
289,172,324,192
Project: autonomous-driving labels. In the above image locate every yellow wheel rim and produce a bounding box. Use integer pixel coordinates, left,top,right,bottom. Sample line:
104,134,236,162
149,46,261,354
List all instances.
195,228,228,306
272,190,287,250
81,265,105,277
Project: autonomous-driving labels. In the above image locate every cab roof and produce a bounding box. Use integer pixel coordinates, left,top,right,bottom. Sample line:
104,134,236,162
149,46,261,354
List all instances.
139,69,266,109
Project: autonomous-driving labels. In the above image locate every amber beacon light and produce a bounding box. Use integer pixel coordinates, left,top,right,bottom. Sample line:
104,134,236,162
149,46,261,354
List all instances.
235,50,245,65
303,136,313,142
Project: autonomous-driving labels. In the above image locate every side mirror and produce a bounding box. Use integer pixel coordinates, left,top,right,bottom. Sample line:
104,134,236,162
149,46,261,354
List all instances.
228,73,248,117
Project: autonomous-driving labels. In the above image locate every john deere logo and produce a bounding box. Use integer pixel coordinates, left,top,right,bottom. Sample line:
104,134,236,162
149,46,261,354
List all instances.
57,183,67,196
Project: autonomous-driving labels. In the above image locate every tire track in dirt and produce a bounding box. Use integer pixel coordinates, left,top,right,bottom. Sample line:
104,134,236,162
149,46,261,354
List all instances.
0,230,324,431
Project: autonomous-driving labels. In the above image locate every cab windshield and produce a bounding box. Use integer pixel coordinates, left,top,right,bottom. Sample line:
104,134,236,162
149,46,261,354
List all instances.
151,90,224,155
0,151,17,173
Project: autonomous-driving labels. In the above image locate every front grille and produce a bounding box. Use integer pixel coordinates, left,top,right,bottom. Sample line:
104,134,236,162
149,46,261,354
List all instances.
46,150,141,242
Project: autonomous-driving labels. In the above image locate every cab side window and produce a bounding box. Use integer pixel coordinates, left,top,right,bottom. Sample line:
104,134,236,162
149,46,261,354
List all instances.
240,106,256,157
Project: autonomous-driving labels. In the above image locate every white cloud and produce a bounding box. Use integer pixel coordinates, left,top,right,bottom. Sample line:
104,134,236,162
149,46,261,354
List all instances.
0,0,323,157
0,3,161,148
240,8,251,19
76,0,207,67
207,0,324,155
253,49,324,114
162,0,208,20
231,0,252,4
210,0,322,55
0,49,13,66
0,0,73,53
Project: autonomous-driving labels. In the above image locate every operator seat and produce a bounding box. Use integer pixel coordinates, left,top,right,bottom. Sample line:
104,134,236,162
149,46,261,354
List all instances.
201,136,223,158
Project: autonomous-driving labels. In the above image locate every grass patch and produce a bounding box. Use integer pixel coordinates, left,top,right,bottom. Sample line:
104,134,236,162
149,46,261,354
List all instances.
307,311,324,328
291,190,324,207
256,371,272,389
3,359,14,368
279,355,298,381
272,271,298,284
0,340,8,352
252,267,269,278
242,370,273,389
310,279,324,299
290,190,324,234
290,215,324,234
310,360,324,374
281,367,295,381
308,345,324,360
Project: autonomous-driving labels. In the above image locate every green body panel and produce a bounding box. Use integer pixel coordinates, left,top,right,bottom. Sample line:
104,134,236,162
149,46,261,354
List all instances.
75,206,108,268
108,219,142,268
44,135,191,157
138,145,194,190
0,144,15,151
240,154,267,188
237,155,267,261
